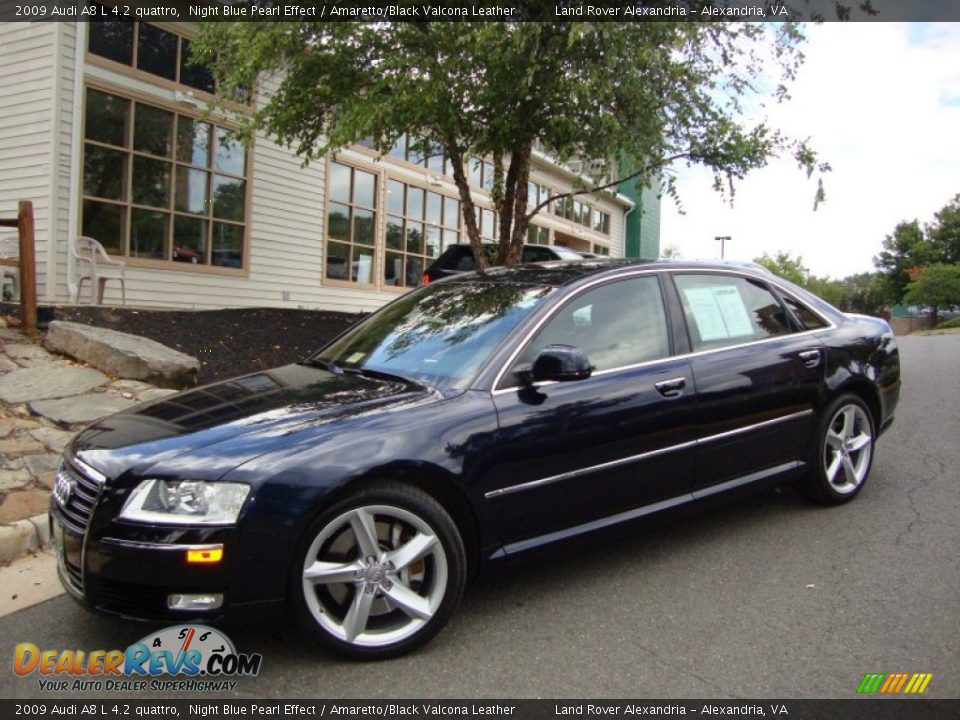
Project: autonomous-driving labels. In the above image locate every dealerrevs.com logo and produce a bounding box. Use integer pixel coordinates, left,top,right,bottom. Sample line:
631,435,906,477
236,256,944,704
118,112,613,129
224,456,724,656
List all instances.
13,625,262,692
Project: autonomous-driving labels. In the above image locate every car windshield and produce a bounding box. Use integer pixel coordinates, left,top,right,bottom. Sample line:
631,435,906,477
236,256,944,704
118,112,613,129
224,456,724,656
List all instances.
310,280,554,389
552,247,585,261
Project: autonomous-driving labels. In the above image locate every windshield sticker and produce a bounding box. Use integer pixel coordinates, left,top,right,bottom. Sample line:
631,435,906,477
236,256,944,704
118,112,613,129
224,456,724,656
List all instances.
346,351,366,364
683,286,754,342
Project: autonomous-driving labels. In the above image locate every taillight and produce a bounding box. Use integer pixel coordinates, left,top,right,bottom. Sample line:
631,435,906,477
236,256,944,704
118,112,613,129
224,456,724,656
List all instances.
422,272,430,285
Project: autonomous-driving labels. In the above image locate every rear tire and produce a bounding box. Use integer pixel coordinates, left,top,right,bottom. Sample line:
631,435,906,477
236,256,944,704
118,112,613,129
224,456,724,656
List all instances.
291,481,466,660
799,393,875,505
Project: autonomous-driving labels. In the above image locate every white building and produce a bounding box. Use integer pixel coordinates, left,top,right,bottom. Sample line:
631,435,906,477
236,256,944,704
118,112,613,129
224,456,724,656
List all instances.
1,20,654,313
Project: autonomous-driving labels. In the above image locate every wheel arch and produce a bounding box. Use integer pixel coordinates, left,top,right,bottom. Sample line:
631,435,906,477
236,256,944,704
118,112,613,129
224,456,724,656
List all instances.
827,378,882,431
314,464,482,578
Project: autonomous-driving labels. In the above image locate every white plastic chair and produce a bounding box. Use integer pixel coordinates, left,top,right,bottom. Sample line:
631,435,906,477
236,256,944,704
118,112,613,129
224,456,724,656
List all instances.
72,236,126,305
0,235,18,300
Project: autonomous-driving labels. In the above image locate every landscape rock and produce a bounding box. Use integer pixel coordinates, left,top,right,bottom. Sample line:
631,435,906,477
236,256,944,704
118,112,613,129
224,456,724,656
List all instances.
0,355,19,373
0,490,50,524
23,453,60,478
45,321,199,389
0,469,31,492
29,394,138,425
0,365,108,404
0,438,46,458
137,387,180,403
4,343,56,365
0,417,40,438
27,426,74,453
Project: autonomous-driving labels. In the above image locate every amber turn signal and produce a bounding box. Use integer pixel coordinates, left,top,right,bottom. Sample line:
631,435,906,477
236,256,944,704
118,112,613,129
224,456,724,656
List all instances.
186,546,223,564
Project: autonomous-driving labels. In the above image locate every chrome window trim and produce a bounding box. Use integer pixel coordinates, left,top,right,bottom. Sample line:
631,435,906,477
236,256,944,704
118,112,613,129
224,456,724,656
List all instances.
483,408,813,499
490,267,836,395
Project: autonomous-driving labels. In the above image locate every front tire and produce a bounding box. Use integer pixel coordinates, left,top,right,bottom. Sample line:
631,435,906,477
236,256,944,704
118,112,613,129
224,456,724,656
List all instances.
800,394,875,505
292,482,466,660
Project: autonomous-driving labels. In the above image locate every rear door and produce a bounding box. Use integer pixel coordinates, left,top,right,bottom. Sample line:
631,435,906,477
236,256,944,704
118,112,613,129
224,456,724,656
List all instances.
482,273,699,546
670,272,825,491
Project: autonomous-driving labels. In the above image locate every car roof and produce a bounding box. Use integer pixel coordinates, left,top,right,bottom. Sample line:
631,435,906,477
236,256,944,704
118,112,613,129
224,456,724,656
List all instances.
441,257,777,288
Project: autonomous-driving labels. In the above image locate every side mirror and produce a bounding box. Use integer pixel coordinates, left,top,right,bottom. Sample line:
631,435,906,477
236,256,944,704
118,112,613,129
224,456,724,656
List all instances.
522,344,593,383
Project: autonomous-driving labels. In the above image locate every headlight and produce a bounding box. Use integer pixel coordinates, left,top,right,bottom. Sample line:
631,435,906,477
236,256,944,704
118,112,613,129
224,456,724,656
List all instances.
119,480,250,525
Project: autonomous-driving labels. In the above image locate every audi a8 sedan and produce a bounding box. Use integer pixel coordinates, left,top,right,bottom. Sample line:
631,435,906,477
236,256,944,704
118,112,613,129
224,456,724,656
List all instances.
50,259,900,659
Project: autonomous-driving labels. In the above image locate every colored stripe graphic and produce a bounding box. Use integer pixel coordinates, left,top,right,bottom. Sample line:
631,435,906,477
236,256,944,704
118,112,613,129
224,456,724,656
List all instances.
857,672,933,694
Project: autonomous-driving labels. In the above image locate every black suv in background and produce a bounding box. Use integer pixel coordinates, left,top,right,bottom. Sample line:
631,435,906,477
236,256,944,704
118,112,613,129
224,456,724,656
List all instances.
422,243,585,284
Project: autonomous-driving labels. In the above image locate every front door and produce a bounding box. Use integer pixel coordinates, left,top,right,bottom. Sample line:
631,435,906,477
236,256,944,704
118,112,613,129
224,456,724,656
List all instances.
481,274,699,549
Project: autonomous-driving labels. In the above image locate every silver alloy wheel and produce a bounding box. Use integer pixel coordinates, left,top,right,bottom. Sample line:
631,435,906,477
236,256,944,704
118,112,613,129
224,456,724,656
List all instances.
823,403,873,495
301,504,448,648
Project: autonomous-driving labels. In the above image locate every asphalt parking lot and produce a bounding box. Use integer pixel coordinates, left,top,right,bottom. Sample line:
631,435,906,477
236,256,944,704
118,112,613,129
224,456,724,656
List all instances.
1,334,957,700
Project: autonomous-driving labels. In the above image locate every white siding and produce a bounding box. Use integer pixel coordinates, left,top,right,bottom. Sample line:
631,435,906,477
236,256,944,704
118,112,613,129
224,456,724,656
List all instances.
0,22,56,300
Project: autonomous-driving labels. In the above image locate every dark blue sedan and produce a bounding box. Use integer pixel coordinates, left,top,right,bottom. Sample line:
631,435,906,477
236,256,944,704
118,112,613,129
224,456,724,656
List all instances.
51,259,900,659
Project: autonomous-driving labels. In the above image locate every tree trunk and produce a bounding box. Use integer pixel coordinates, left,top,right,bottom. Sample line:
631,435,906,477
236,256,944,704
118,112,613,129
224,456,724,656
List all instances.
447,145,487,271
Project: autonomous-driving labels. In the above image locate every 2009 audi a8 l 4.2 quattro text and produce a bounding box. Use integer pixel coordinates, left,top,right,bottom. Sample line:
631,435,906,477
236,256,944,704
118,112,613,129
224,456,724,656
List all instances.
50,259,900,659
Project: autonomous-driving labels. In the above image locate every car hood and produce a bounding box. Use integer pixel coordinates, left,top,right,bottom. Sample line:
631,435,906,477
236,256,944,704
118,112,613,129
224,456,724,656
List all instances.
71,363,437,482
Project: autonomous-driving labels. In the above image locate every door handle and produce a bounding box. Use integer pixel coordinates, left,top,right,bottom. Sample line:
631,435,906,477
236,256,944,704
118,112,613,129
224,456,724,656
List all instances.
654,377,686,398
798,349,821,368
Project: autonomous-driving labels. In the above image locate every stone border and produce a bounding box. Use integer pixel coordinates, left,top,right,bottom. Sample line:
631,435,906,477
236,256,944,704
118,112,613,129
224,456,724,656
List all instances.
0,513,51,565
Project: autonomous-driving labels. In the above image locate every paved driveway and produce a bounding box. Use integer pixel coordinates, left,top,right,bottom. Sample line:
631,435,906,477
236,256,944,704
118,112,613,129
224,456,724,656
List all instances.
1,334,957,699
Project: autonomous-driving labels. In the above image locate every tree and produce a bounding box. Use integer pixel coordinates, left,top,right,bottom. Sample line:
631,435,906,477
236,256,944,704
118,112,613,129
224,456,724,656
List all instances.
873,220,936,304
660,245,683,259
928,194,960,264
754,251,809,286
903,263,960,324
194,15,829,270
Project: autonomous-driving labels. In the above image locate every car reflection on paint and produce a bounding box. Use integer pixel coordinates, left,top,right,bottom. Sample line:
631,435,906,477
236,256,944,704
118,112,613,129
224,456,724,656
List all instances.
50,259,900,659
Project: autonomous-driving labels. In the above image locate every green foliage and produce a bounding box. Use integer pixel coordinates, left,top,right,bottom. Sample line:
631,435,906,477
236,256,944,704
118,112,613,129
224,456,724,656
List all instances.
754,251,809,286
903,263,960,323
874,196,960,304
194,17,828,268
936,316,960,330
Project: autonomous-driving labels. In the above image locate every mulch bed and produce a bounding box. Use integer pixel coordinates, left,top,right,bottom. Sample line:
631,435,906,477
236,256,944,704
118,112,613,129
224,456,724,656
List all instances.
48,306,362,385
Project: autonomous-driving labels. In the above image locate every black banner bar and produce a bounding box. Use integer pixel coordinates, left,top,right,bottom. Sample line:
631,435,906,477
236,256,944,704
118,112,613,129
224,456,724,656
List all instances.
3,0,960,23
2,700,960,720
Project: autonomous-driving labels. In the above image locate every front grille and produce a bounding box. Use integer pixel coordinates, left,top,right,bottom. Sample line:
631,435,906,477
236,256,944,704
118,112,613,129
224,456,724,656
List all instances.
53,459,102,533
63,558,84,594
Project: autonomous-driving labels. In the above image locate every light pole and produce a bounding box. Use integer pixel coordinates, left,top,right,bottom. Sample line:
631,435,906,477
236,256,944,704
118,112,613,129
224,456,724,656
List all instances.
715,235,731,259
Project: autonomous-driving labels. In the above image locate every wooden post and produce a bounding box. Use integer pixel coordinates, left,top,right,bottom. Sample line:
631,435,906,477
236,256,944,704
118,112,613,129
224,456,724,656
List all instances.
17,201,37,333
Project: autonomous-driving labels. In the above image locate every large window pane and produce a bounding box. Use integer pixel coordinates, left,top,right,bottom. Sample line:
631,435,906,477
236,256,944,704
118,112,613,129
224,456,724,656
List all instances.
329,163,351,203
88,20,133,65
406,222,424,254
175,167,208,214
326,241,349,280
352,248,374,283
81,200,125,255
386,216,403,250
442,229,459,251
482,162,495,191
177,118,211,167
212,175,245,221
425,226,441,259
173,215,208,264
387,180,404,216
353,169,376,208
133,104,173,157
443,197,459,229
85,89,129,147
404,256,424,287
84,145,127,201
384,252,403,286
468,158,482,188
388,134,406,160
426,192,442,225
179,39,215,93
211,223,243,268
353,208,375,246
136,24,177,81
214,128,245,175
132,156,171,208
327,203,349,241
130,209,169,260
406,186,424,220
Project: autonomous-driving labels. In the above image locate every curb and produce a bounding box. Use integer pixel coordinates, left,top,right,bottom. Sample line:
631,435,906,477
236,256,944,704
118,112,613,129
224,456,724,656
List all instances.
0,512,51,565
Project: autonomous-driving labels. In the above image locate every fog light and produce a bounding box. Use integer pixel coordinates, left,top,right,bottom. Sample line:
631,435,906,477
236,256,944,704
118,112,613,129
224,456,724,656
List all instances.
168,593,224,611
186,546,223,564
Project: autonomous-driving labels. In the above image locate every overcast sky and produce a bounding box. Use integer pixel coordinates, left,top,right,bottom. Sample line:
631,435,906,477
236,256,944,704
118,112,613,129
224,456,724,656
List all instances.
660,22,960,279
